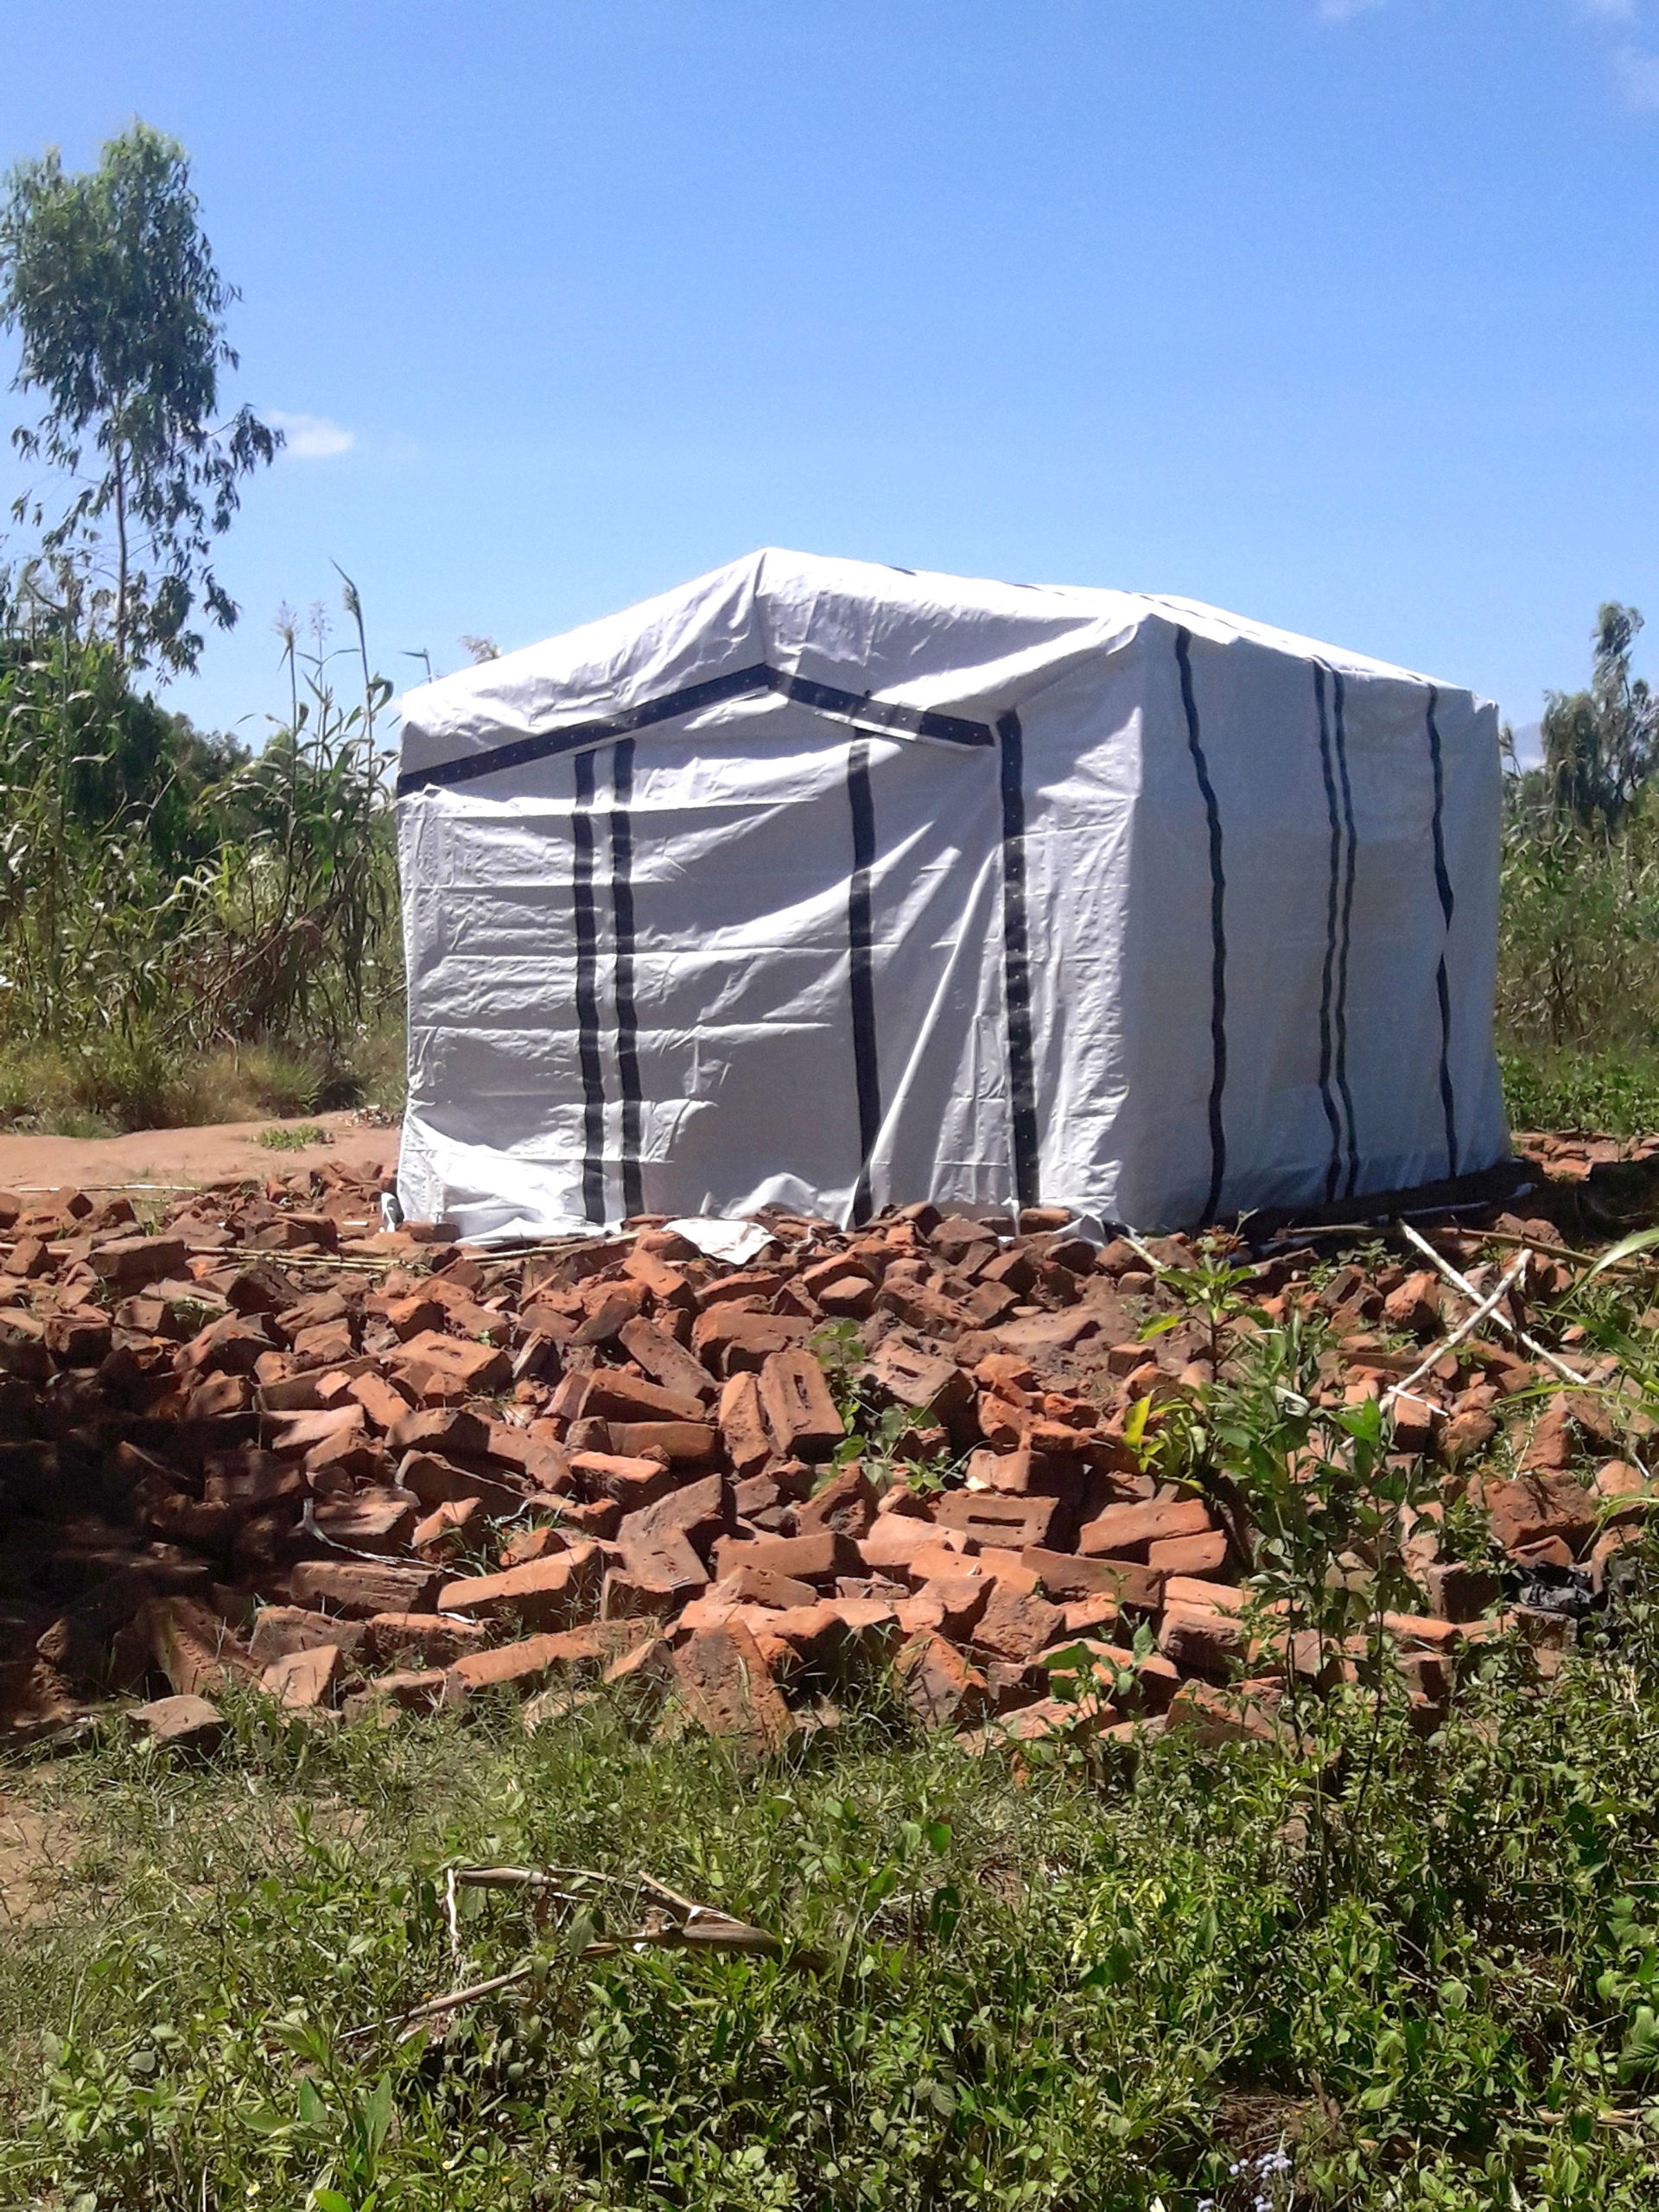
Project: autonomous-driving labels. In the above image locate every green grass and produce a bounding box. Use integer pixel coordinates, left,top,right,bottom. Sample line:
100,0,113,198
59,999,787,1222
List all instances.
1,1591,1658,2209
257,1122,333,1152
1495,796,1659,1138
1499,1046,1659,1138
0,1025,406,1136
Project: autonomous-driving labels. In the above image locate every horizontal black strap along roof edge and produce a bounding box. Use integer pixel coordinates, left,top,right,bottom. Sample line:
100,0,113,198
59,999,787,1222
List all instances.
396,662,995,797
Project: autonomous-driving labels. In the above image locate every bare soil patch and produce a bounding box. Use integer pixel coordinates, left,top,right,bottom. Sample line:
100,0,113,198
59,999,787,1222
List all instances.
0,1111,398,1196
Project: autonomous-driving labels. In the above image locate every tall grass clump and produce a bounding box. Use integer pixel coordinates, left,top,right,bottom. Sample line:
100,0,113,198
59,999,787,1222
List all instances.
1496,800,1659,1129
1497,602,1659,1132
0,582,402,1129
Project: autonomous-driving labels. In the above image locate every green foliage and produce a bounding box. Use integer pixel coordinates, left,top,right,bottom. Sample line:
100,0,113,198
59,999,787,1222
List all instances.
1532,604,1659,836
0,122,278,671
0,587,402,1121
1494,599,1659,1131
1496,799,1659,1064
1498,1046,1659,1137
257,1122,330,1152
811,1319,958,1495
10,1609,1659,2207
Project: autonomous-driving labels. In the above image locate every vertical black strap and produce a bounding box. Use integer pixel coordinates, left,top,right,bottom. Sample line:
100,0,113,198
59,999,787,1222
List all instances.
996,710,1040,1211
1313,665,1344,1201
1331,670,1360,1198
1175,629,1227,1225
845,740,882,1225
571,749,607,1225
1426,686,1459,1177
608,738,644,1221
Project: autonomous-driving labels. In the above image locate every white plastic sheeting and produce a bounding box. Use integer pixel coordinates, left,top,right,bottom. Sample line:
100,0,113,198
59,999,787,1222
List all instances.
395,550,1507,1243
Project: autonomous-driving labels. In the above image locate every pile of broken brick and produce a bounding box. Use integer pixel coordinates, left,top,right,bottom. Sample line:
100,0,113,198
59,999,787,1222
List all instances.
0,1156,1650,1757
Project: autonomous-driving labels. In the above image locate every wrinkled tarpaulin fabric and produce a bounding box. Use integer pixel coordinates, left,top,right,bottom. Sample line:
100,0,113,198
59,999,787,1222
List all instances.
395,550,1506,1243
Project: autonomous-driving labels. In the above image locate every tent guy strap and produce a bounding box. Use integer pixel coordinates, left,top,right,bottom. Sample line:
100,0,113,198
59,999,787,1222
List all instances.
1312,659,1360,1205
396,661,997,798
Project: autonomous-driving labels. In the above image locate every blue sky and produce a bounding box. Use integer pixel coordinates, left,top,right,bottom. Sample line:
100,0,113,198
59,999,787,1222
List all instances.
1,0,1656,748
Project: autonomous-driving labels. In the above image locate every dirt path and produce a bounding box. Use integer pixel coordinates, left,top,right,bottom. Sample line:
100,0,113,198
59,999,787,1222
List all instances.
0,1111,400,1194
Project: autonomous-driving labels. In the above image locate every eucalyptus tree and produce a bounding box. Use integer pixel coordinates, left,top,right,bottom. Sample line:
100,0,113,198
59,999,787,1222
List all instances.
0,121,279,671
1542,602,1659,835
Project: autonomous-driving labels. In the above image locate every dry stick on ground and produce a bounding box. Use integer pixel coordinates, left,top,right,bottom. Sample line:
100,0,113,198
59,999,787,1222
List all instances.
344,1868,794,2044
1381,1250,1533,1415
1398,1220,1582,1387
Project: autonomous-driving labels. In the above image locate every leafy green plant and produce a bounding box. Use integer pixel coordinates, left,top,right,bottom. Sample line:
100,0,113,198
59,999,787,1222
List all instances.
810,1320,958,1494
257,1122,330,1152
1128,1251,1443,1890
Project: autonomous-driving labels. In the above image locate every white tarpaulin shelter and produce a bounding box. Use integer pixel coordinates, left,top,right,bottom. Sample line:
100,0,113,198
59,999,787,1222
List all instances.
394,550,1507,1243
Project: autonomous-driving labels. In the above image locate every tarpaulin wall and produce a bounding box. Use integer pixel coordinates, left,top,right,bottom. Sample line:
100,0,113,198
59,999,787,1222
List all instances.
395,552,1506,1242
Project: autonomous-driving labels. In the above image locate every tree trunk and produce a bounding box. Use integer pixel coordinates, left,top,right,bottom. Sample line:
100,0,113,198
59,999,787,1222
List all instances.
112,444,129,664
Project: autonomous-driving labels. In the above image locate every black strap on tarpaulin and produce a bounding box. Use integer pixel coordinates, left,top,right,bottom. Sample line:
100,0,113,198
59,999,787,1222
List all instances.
1426,684,1459,1179
1313,662,1346,1202
1330,667,1361,1199
845,738,882,1226
397,662,995,797
570,747,607,1225
1313,660,1362,1202
608,738,644,1222
1176,628,1228,1225
996,709,1040,1211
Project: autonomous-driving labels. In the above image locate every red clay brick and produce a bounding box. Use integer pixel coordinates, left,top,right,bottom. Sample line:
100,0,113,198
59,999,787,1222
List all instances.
386,1405,492,1458
717,1372,772,1478
670,1621,793,1747
582,1369,708,1425
446,1618,652,1699
146,1596,258,1698
759,1347,845,1461
1077,1497,1213,1559
1158,1605,1247,1681
616,1473,732,1604
311,1491,419,1554
1147,1529,1230,1577
1477,1472,1597,1555
92,1235,188,1289
618,1316,715,1403
249,1607,366,1667
438,1546,602,1632
289,1560,441,1618
391,1330,511,1395
970,1581,1065,1663
794,1461,879,1540
570,1449,678,1512
933,1491,1064,1552
715,1530,861,1587
362,1612,490,1668
899,1632,992,1728
396,1450,525,1518
261,1642,341,1709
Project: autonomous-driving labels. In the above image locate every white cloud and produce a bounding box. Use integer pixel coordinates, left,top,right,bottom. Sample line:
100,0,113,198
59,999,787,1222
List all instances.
266,410,355,461
1615,41,1659,101
1318,0,1384,19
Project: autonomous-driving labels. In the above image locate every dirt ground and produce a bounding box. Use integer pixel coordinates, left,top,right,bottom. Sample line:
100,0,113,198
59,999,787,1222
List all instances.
0,1111,401,1195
